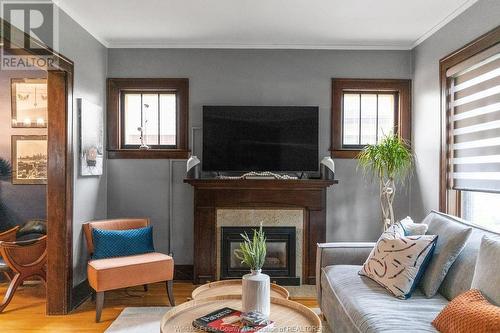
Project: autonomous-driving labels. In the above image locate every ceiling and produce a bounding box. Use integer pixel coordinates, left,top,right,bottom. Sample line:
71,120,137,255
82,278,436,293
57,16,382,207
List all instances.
55,0,478,49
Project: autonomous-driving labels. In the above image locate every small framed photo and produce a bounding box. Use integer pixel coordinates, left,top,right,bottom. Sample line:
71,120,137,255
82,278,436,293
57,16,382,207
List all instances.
11,78,48,128
11,135,47,185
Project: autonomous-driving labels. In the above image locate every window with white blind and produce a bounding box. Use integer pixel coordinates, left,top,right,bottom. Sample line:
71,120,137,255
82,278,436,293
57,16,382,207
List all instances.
441,26,500,231
447,45,500,192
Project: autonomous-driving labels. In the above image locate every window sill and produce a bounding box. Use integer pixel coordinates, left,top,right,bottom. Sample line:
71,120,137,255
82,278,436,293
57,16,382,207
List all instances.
330,149,361,159
107,149,191,159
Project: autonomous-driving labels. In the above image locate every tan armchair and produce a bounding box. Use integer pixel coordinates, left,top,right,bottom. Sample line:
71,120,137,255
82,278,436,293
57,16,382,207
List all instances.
83,218,175,322
0,235,47,312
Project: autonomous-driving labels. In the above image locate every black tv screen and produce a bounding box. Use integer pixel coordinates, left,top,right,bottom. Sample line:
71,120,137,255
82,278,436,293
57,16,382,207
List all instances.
202,106,319,172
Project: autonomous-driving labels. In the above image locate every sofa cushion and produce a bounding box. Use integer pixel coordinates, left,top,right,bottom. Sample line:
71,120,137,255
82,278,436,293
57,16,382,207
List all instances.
420,211,472,297
471,236,500,305
88,252,174,292
322,265,447,332
359,233,437,299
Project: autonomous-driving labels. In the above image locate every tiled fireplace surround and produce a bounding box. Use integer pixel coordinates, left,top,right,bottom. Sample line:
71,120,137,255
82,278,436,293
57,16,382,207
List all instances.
216,209,304,281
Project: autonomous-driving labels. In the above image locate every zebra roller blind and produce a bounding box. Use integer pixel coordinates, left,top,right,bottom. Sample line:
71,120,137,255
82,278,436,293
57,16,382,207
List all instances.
448,43,500,192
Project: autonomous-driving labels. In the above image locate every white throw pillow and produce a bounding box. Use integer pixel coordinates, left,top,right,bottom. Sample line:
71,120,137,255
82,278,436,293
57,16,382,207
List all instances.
359,232,437,299
399,216,428,235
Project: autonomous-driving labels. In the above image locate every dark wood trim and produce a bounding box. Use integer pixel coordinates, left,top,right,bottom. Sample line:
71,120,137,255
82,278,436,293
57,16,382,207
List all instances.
174,265,194,281
107,149,190,159
439,26,500,213
330,78,411,159
107,78,190,159
1,17,76,315
185,179,337,285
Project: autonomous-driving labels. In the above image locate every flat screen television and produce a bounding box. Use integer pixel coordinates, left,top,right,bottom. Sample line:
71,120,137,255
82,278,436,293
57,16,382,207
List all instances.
202,106,319,172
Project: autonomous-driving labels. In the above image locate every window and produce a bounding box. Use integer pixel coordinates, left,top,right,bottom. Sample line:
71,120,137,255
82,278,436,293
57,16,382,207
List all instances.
461,191,500,233
331,79,411,158
121,92,177,148
440,26,500,232
107,78,189,159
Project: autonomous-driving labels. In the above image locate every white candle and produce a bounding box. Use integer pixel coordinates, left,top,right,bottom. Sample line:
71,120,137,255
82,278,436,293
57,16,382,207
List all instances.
36,117,45,126
24,118,31,126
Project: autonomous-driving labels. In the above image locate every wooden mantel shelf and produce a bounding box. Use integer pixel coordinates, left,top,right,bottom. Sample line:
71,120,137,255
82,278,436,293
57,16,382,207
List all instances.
184,177,338,285
184,178,338,190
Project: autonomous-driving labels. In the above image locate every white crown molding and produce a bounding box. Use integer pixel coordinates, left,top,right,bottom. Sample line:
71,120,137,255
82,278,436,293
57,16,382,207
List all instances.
52,0,110,48
106,41,413,50
411,0,479,49
54,0,478,51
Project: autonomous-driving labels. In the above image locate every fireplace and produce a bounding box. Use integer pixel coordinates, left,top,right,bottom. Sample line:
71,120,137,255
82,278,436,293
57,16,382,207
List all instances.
221,226,299,285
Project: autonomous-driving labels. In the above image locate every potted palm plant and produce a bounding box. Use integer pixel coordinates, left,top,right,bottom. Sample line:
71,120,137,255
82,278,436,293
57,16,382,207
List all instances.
358,135,414,231
234,224,270,317
0,158,12,224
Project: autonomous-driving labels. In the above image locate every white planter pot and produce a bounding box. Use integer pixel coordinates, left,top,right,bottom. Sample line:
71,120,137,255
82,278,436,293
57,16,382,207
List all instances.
242,269,270,317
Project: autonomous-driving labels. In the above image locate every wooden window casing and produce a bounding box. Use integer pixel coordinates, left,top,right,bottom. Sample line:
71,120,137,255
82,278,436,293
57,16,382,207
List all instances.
107,78,190,159
331,78,411,158
439,26,500,215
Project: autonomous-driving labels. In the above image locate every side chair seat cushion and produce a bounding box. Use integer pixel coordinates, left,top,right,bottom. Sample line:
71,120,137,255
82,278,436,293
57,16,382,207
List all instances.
92,226,155,259
88,252,174,292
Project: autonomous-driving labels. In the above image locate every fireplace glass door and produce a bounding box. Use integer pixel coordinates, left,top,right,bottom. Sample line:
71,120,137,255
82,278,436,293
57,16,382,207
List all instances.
221,226,297,284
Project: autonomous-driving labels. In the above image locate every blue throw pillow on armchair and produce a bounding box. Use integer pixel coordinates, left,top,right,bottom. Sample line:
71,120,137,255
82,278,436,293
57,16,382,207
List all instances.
92,226,155,260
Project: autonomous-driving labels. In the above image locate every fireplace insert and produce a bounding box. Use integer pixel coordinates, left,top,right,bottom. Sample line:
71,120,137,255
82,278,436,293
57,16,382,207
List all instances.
221,226,299,285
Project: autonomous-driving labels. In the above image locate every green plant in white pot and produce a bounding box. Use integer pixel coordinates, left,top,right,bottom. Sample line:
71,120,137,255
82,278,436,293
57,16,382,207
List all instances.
358,134,414,231
234,224,270,317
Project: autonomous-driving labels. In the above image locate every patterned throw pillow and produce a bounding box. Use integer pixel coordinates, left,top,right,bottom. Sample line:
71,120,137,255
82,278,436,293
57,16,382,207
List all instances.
92,226,155,260
432,289,500,333
359,232,437,299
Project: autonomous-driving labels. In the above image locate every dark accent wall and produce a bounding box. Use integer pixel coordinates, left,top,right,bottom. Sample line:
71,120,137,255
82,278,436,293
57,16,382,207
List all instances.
0,69,47,231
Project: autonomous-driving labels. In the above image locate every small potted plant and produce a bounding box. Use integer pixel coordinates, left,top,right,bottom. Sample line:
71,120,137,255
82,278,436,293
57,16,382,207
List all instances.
234,224,270,317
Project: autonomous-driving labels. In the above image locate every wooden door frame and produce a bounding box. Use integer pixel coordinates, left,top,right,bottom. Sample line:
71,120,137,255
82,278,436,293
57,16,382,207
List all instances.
1,19,75,314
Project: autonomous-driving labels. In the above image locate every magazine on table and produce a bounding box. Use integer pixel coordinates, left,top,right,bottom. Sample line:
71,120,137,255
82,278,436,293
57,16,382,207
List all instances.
192,307,274,333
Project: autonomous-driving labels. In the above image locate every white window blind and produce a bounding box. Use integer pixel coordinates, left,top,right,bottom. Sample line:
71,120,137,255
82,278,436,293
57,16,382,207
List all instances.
448,43,500,192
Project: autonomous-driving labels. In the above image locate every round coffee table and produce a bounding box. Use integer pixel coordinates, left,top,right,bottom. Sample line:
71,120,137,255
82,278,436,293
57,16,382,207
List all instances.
160,295,321,332
191,279,290,300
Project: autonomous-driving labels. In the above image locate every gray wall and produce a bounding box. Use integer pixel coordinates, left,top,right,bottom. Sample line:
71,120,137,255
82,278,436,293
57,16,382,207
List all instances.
57,10,108,286
410,0,500,221
107,49,412,264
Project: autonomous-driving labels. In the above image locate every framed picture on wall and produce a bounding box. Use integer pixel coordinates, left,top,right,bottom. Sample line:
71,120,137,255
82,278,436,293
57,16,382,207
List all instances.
11,78,48,128
11,135,47,185
78,98,104,176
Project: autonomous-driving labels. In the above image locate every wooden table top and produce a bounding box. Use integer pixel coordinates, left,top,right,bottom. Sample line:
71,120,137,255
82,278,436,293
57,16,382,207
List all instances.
160,295,322,333
191,279,290,300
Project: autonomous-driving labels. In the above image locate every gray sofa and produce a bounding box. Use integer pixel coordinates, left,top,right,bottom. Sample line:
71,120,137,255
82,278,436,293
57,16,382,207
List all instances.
316,210,498,333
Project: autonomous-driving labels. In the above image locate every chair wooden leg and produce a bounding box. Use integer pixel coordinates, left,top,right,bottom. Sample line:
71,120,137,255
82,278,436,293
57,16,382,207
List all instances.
0,273,22,313
143,284,148,292
95,292,104,323
166,280,175,306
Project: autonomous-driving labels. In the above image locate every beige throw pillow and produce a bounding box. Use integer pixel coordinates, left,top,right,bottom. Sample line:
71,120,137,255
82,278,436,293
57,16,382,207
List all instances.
359,232,438,299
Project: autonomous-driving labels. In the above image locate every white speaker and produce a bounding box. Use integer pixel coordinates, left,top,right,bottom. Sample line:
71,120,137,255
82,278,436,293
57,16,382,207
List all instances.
320,156,335,180
186,155,201,179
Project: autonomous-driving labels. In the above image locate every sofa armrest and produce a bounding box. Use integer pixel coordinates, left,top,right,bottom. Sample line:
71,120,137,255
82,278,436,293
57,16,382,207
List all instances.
316,242,375,305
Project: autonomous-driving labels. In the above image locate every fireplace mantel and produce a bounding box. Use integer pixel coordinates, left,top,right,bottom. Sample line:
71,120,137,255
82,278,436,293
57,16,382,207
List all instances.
184,178,337,284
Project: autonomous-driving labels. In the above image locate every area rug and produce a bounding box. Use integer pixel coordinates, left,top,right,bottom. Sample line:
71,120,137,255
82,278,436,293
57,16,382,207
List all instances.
106,307,332,333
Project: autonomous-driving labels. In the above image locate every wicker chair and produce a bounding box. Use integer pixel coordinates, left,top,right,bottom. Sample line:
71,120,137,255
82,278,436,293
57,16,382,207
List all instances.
0,235,47,312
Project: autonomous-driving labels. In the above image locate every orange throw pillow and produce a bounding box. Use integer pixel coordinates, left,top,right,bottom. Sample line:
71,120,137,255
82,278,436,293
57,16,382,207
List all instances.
433,289,500,333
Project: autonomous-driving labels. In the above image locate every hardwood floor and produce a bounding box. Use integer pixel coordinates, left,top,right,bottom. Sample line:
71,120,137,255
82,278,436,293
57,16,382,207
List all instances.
0,280,318,332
